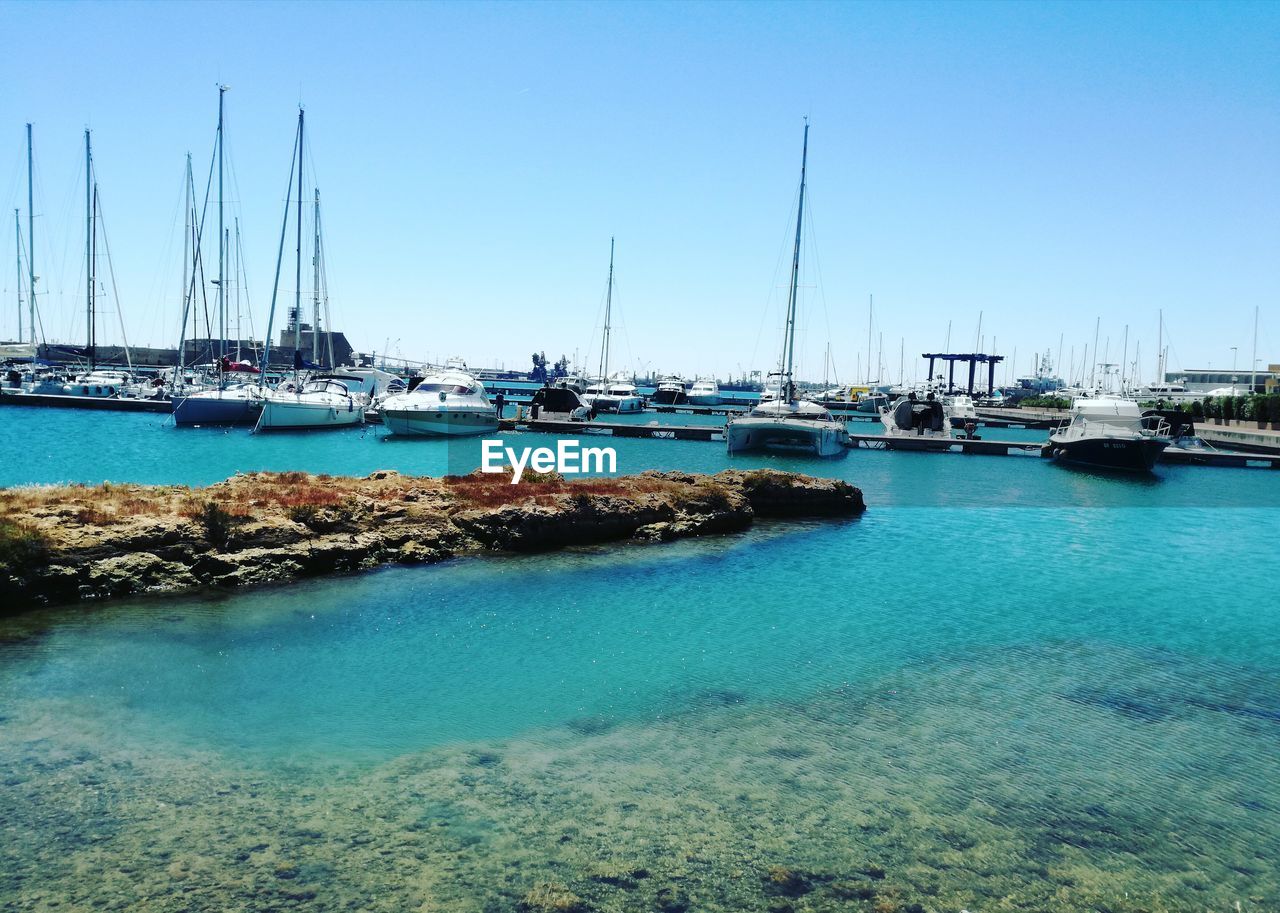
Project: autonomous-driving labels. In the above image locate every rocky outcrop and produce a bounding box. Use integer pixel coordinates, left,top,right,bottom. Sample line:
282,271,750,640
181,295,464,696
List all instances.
0,469,864,611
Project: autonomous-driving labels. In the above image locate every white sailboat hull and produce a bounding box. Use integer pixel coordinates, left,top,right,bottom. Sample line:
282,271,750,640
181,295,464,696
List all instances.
257,397,364,430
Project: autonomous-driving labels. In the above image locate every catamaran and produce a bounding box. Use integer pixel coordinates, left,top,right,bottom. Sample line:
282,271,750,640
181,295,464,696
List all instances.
725,121,848,458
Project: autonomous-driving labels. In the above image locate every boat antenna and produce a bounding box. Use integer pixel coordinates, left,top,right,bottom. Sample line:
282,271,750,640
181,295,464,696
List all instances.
781,118,808,402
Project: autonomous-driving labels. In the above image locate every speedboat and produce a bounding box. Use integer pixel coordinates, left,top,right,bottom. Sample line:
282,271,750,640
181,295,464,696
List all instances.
879,394,956,449
651,375,688,405
173,383,266,426
379,369,499,436
584,374,644,413
687,377,721,405
60,369,134,398
1047,396,1171,471
726,397,849,457
256,377,366,431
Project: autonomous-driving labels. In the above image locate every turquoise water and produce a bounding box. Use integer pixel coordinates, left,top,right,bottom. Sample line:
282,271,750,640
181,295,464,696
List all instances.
1,405,1278,911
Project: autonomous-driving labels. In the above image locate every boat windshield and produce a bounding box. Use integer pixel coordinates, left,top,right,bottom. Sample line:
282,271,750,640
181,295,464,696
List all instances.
415,383,474,395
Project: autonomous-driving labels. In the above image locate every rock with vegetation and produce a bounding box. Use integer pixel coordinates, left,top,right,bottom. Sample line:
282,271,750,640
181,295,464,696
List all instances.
0,469,863,611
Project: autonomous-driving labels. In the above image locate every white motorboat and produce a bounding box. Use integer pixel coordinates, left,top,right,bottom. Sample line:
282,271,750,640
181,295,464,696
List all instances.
941,393,977,423
256,377,366,431
878,393,956,449
687,377,721,405
59,369,134,398
585,374,644,413
379,369,498,436
726,121,848,459
1047,396,1171,471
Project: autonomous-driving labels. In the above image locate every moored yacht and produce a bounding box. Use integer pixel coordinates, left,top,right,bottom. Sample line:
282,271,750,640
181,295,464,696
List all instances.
725,121,849,459
1048,396,1171,471
256,377,366,431
585,374,644,413
687,377,721,405
379,369,499,436
651,375,688,405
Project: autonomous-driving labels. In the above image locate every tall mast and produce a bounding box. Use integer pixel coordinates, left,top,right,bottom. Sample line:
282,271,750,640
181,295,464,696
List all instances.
865,295,873,385
85,129,94,369
312,188,320,366
176,153,194,387
1090,316,1100,388
1156,309,1163,385
13,210,21,342
26,124,35,347
1120,325,1128,393
1250,306,1259,394
217,85,226,368
234,218,242,360
782,119,809,398
294,108,304,360
597,237,614,382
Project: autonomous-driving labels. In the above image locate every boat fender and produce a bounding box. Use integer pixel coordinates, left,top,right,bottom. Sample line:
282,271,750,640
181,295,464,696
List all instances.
439,391,447,401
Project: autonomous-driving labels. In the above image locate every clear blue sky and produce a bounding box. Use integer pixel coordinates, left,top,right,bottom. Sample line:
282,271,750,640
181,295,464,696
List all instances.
2,0,1277,384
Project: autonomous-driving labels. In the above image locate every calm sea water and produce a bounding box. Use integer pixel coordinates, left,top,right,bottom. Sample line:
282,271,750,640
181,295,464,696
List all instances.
1,404,1277,911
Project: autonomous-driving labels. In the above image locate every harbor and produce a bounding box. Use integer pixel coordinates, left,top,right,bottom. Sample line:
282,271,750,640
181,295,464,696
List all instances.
3,3,1279,913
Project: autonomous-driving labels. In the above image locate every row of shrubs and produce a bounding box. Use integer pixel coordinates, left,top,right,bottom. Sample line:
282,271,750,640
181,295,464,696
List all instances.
1149,394,1280,424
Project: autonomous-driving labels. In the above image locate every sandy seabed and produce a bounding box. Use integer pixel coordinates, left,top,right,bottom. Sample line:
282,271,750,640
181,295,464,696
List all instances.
2,640,1276,913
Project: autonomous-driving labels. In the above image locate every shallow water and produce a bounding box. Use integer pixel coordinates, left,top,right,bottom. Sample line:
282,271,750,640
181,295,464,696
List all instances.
1,405,1278,911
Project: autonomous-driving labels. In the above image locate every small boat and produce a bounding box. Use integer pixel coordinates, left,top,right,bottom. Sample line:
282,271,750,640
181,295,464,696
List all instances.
256,377,366,431
1048,397,1171,471
651,375,688,405
529,385,591,421
687,377,721,406
554,374,588,396
879,393,956,449
726,121,848,459
379,369,499,436
941,393,978,423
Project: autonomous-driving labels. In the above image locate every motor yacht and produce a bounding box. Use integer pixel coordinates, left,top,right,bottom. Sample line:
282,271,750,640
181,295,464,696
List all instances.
584,374,644,413
256,377,366,431
651,375,688,405
379,369,499,436
1047,396,1171,471
687,377,721,406
528,385,591,421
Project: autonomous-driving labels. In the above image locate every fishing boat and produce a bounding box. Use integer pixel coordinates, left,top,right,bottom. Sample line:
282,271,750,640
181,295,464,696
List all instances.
1047,397,1172,471
687,377,721,405
652,375,688,405
726,121,849,458
379,369,498,436
581,240,644,415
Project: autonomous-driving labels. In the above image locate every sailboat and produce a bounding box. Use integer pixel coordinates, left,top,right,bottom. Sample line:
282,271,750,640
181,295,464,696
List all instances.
725,122,849,458
581,239,643,414
173,87,266,426
256,109,365,432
